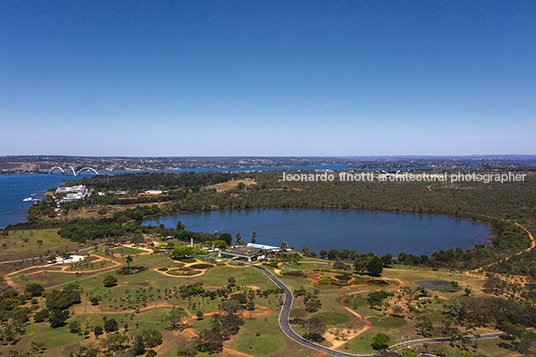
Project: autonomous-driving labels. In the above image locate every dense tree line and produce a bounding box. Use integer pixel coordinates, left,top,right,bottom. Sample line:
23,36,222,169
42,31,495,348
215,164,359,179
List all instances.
77,171,244,192
8,170,536,277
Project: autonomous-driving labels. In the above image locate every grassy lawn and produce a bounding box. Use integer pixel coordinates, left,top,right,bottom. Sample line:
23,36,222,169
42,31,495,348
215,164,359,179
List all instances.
197,266,270,287
281,262,317,270
243,315,280,329
368,315,407,329
134,308,173,331
343,294,367,309
345,328,387,354
111,246,146,255
0,229,95,262
26,324,82,349
189,316,213,333
12,271,83,288
310,311,352,326
234,329,287,356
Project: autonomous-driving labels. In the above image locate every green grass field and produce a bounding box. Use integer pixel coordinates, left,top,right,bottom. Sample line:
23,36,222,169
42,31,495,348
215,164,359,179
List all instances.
234,329,287,356
310,311,353,326
0,229,95,262
368,315,407,329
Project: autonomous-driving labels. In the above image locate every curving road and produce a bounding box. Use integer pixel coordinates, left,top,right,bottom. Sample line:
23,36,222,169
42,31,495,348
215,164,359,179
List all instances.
243,262,512,357
248,263,375,357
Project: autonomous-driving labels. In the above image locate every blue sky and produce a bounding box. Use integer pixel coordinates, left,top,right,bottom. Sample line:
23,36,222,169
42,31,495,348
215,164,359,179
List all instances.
1,0,534,156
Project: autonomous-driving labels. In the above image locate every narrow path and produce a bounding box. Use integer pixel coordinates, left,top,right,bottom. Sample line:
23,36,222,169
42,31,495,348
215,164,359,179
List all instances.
471,222,535,273
236,261,515,357
241,261,375,357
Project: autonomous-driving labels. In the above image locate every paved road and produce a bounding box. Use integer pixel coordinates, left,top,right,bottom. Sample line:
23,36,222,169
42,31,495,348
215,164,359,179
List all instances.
247,263,374,357
243,261,511,357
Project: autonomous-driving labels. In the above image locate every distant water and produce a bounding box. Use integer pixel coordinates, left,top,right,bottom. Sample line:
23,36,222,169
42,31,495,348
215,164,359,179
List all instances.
0,174,91,227
0,163,472,229
0,165,350,228
143,209,490,256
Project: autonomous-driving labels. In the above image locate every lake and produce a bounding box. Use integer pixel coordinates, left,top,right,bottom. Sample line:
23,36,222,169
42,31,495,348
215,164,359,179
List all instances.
143,209,490,256
0,165,352,228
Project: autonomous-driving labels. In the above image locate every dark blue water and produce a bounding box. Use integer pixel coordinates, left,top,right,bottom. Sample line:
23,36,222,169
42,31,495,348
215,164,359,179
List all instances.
143,209,490,256
0,174,93,227
0,165,351,228
0,164,472,229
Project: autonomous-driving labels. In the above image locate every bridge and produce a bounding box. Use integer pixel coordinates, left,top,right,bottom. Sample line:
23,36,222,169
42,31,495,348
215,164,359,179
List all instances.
48,166,99,176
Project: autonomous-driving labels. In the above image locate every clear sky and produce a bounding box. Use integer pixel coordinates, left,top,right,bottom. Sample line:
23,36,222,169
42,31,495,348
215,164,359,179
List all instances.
1,0,534,157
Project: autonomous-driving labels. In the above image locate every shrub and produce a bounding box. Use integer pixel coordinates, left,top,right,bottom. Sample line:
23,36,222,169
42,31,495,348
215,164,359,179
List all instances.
335,274,352,281
117,266,147,275
280,270,304,277
103,275,118,287
189,263,214,269
25,283,45,297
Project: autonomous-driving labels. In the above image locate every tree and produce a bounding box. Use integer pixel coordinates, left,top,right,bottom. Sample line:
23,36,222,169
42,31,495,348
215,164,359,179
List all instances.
176,221,185,230
25,283,45,297
142,329,163,348
176,339,198,356
91,297,100,305
382,253,393,267
170,245,194,258
69,320,82,334
371,333,390,350
197,329,224,352
319,250,327,259
130,335,145,356
49,309,69,328
280,242,289,251
103,274,118,287
416,315,433,337
367,291,388,309
34,309,49,323
100,333,130,352
196,310,204,320
367,256,384,276
235,232,243,245
302,317,326,342
165,307,188,329
304,297,322,313
94,325,104,337
251,231,257,243
219,233,232,245
327,249,340,260
126,255,133,269
103,317,119,332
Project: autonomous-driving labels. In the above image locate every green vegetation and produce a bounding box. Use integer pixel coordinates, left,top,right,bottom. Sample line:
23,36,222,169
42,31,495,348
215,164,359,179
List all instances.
368,316,407,329
2,169,536,357
310,311,352,326
235,329,286,356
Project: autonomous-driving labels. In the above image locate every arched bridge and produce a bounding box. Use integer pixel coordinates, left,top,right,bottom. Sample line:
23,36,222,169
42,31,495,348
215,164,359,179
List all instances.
48,166,99,176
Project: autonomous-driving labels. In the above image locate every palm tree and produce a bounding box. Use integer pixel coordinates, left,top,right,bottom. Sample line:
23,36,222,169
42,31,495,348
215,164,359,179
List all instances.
251,232,257,243
235,233,243,245
126,255,133,269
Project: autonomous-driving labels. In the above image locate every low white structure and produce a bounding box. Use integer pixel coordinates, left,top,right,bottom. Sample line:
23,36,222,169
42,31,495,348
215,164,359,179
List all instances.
144,190,163,195
246,243,280,251
54,255,85,264
56,185,86,194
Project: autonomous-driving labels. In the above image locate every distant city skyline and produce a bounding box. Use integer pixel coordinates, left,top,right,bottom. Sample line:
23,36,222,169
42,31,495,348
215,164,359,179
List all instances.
1,1,535,156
